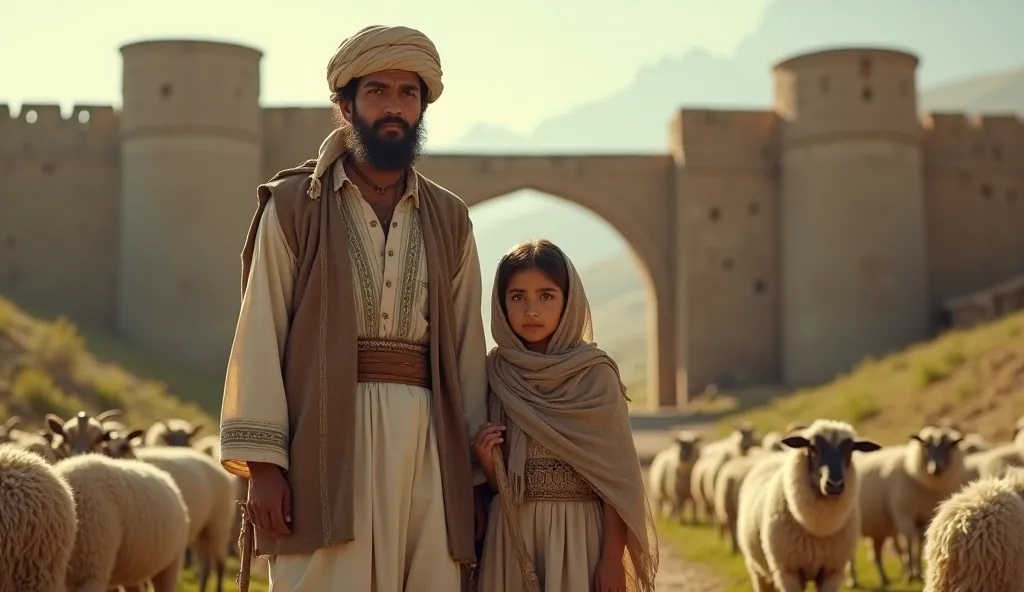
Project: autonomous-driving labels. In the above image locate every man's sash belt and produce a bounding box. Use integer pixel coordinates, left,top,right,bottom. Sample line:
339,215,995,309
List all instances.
356,339,431,388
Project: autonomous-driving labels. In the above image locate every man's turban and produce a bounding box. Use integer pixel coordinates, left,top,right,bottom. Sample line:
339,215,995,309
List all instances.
308,25,444,198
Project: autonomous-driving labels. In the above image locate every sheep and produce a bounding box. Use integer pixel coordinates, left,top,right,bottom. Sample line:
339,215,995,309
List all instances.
967,442,1024,481
849,426,968,586
194,434,221,458
922,467,1024,591
145,418,204,447
712,447,770,554
114,437,236,592
690,425,759,525
0,444,78,592
54,452,190,592
736,419,880,592
648,431,702,523
46,411,110,457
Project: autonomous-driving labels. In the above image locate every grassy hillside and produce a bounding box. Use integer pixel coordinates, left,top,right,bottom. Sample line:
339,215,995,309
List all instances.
0,296,213,431
660,310,1024,592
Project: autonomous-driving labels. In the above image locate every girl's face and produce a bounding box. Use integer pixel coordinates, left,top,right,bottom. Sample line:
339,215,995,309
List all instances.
504,267,565,353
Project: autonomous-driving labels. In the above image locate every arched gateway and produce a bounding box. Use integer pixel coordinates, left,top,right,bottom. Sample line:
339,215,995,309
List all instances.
416,155,680,409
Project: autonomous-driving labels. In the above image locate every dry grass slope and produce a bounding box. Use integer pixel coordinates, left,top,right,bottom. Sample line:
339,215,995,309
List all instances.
659,310,1024,592
0,295,269,591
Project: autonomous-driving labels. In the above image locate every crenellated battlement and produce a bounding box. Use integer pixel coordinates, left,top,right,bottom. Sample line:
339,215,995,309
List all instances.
921,112,1024,169
0,103,120,154
670,108,779,170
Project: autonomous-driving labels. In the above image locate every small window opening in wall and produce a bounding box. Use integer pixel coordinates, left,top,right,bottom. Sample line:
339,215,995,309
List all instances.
748,201,760,216
708,207,721,222
992,146,1003,162
981,183,993,199
77,110,90,124
861,87,873,103
819,76,830,94
160,83,173,98
753,279,766,294
859,57,872,76
722,257,734,270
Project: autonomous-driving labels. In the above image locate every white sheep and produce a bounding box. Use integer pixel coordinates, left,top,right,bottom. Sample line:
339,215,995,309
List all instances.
713,447,770,554
0,444,78,592
46,411,110,458
736,419,880,592
971,442,1024,480
54,452,190,591
648,431,702,523
690,425,759,525
116,439,236,592
849,426,968,586
145,418,205,447
922,467,1024,591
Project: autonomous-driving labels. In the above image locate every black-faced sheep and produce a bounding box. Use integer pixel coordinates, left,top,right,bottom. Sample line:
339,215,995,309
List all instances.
0,444,77,592
648,431,702,523
922,467,1024,591
46,411,110,457
145,418,204,447
850,426,967,586
736,419,880,592
54,452,190,591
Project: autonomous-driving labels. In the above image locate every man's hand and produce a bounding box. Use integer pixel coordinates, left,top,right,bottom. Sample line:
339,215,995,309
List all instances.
247,461,292,538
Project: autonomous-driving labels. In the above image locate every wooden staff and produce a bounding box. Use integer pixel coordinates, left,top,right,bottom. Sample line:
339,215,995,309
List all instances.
491,447,542,592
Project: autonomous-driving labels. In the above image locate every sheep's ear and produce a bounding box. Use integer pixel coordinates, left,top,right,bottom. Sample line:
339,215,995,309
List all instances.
126,429,145,443
909,434,925,443
189,423,204,437
853,440,882,453
780,436,810,449
46,415,66,436
949,437,964,448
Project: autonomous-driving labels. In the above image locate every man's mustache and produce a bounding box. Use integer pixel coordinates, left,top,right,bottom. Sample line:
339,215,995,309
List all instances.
373,117,411,133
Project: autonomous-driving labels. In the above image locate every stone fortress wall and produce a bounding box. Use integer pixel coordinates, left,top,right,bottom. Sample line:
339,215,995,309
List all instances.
0,39,1021,404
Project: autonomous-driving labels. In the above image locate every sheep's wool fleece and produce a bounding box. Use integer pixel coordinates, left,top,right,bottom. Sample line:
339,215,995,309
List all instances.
309,24,443,200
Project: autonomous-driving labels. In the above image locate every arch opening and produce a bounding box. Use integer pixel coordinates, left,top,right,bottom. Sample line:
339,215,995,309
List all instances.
469,188,659,408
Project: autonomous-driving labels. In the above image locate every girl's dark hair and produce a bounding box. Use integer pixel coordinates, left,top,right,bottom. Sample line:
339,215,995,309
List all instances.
496,239,570,315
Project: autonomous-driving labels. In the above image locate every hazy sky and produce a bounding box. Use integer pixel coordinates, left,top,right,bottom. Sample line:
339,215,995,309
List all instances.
0,0,769,147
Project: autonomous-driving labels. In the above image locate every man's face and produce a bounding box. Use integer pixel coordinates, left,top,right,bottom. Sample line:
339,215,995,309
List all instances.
341,70,426,171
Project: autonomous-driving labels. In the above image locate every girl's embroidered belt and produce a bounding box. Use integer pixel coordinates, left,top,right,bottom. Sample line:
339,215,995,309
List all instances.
356,339,431,388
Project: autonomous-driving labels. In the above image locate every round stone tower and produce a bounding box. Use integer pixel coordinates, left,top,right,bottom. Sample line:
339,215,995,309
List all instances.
118,39,263,375
774,48,930,386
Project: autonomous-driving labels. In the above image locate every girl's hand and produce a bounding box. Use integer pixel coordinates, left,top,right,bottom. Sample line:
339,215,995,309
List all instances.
593,554,626,592
473,422,505,477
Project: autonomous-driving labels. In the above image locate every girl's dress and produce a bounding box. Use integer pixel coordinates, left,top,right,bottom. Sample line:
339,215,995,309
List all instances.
478,436,605,592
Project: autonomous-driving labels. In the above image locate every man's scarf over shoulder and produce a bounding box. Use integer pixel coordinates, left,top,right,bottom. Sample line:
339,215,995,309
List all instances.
485,246,659,592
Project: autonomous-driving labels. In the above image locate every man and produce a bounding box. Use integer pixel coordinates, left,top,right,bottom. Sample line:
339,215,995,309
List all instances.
218,24,489,591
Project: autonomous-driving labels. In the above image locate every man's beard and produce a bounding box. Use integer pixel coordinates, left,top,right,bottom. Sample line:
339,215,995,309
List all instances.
344,108,426,171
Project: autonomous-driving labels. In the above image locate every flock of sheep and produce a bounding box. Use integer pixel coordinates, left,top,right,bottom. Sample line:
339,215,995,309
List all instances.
648,415,1024,591
0,410,249,592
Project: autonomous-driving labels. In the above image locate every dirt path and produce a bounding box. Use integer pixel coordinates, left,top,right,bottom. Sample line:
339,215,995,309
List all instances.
654,537,726,592
635,425,727,592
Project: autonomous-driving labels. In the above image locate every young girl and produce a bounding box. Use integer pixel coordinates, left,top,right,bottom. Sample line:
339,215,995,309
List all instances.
473,239,659,592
